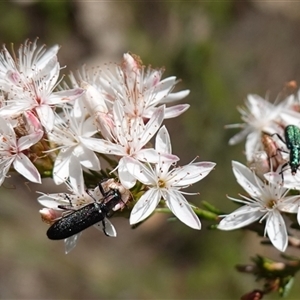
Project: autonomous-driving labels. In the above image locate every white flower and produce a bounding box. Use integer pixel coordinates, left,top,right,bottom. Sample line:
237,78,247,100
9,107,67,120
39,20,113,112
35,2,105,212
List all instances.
265,171,300,226
118,53,190,119
218,161,296,252
227,95,286,161
85,53,190,120
48,99,101,185
81,102,179,188
123,126,216,229
0,114,43,185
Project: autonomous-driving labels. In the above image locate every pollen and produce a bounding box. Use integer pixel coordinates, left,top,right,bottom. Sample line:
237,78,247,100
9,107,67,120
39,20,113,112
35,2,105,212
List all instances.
158,179,166,188
266,199,276,209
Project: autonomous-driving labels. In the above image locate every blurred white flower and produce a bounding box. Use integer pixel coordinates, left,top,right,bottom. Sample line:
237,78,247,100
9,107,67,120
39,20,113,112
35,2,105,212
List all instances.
218,161,296,252
278,91,300,126
227,94,300,161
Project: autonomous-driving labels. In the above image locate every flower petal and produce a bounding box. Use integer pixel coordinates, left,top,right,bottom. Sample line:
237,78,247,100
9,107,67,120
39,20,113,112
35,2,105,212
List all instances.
0,116,14,135
165,190,201,229
266,210,288,252
163,104,190,119
143,104,190,119
161,90,190,104
0,157,14,185
94,219,117,237
218,205,263,230
228,127,250,146
232,161,263,198
151,76,177,102
267,170,300,190
81,81,108,115
81,116,98,137
80,136,125,156
244,131,262,161
13,153,41,183
69,156,85,195
64,233,82,254
139,105,165,146
171,162,216,186
53,149,72,185
277,195,300,214
156,126,172,155
73,145,100,171
130,189,161,225
36,44,59,72
36,105,55,131
122,157,156,186
134,148,178,164
24,110,43,132
49,88,85,105
118,157,137,189
17,130,43,151
37,193,71,208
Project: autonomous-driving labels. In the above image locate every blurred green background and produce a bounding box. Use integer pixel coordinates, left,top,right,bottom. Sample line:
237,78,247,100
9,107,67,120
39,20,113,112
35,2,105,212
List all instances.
1,1,300,299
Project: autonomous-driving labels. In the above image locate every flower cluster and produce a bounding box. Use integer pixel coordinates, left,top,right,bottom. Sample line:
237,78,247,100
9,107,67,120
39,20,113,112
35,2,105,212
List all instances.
0,40,84,185
220,90,300,252
0,39,216,252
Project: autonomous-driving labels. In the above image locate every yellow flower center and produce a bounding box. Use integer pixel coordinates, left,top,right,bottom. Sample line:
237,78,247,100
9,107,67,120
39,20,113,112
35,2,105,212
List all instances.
158,179,166,188
266,199,276,209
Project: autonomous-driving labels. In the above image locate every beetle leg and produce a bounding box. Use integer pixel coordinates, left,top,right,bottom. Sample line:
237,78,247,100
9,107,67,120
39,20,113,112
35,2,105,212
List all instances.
279,161,289,182
57,194,76,211
264,132,286,145
102,219,110,236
